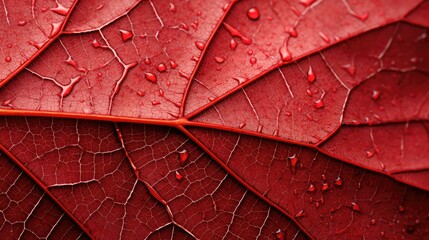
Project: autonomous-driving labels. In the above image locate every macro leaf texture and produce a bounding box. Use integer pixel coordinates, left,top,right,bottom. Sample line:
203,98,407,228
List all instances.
0,0,428,239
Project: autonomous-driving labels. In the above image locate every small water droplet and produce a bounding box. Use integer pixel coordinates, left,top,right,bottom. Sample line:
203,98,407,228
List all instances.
257,124,263,133
334,176,343,186
238,122,246,129
49,22,62,38
83,106,93,114
295,209,304,218
307,184,315,192
223,23,252,45
342,64,356,77
315,201,320,208
191,21,199,30
307,66,316,83
321,182,329,191
145,72,157,83
233,76,247,85
175,171,183,181
144,57,151,65
247,7,260,20
289,27,297,37
51,2,69,16
180,23,189,31
366,150,375,158
151,100,160,105
230,39,237,49
306,89,313,97
91,39,101,48
191,56,199,62
179,70,191,80
2,99,12,106
279,42,292,61
5,56,11,62
314,99,324,109
18,20,27,26
399,205,405,213
318,32,331,43
215,56,225,63
157,63,167,72
169,3,177,13
119,30,133,42
322,175,327,181
293,189,298,195
351,202,361,212
372,90,381,101
371,219,376,225
179,150,189,165
250,57,257,65
195,41,205,50
289,155,298,175
170,60,178,68
285,111,292,117
299,0,316,7
158,89,164,97
137,90,145,96
351,12,368,21
275,229,285,240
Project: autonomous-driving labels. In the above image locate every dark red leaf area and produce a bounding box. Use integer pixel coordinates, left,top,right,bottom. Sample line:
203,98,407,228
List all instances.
0,153,88,239
0,117,307,240
0,0,75,86
405,0,429,27
320,122,429,190
184,0,421,115
0,0,228,118
188,127,429,239
191,23,428,144
63,0,140,32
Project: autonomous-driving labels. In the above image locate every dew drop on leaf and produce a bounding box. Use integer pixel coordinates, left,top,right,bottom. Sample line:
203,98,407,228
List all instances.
342,63,356,77
195,41,205,50
279,42,292,61
175,171,183,181
49,22,62,38
18,20,26,26
169,3,177,13
250,57,257,65
321,182,329,191
178,150,189,165
91,39,101,48
307,66,316,83
230,39,237,49
314,99,324,109
215,56,225,63
4,56,11,62
318,32,331,43
144,57,151,65
372,90,381,100
247,7,260,20
145,72,157,83
352,202,361,212
157,63,166,72
170,60,178,68
275,229,285,240
289,155,298,174
371,219,377,225
295,209,305,218
307,183,315,192
299,0,316,7
223,23,252,45
334,176,343,186
119,30,133,42
151,100,160,106
238,122,246,129
51,2,70,16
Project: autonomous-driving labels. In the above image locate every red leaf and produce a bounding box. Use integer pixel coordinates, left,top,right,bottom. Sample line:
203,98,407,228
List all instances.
0,0,428,239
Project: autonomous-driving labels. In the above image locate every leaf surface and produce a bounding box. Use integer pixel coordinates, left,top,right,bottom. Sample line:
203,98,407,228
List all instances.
0,0,428,239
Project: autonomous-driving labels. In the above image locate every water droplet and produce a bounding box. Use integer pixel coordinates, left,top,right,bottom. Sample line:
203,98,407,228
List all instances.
169,3,177,13
2,99,12,106
151,100,160,105
223,23,252,45
179,70,190,80
191,56,199,62
371,219,376,225
257,124,263,133
145,72,157,83
318,32,330,43
157,63,167,72
180,23,189,31
238,122,246,129
315,201,320,208
51,2,69,16
91,39,101,48
175,171,183,181
366,150,375,158
233,77,247,85
195,41,205,50
18,20,27,26
285,111,292,117
299,0,316,7
321,182,329,191
83,106,93,114
215,56,225,63
334,176,343,186
5,56,11,62
222,2,230,11
279,42,292,61
61,76,82,97
293,189,298,195
96,4,104,10
342,64,356,77
275,229,285,240
307,184,315,192
399,205,405,213
191,21,199,30
137,90,145,96
289,155,298,175
273,129,279,136
314,99,324,109
289,27,297,37
179,150,189,165
295,209,304,218
372,90,381,101
250,57,257,65
247,7,260,20
306,89,313,97
230,39,237,49
158,89,164,97
144,57,151,65
49,21,62,38
307,66,316,83
119,30,133,42
351,12,368,21
170,60,178,69
351,202,361,212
